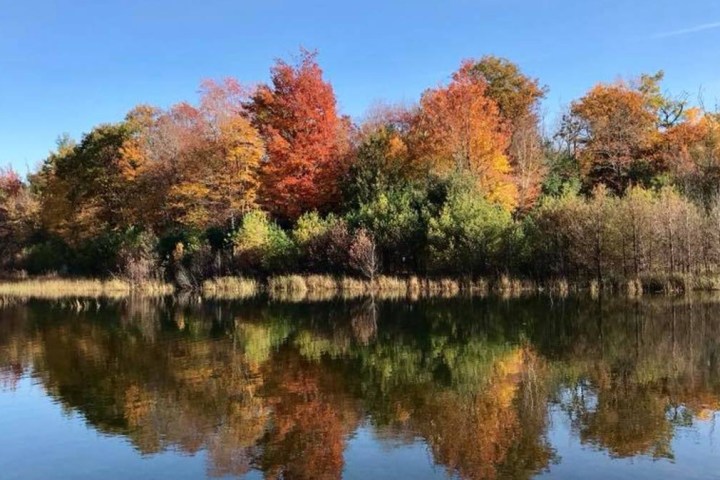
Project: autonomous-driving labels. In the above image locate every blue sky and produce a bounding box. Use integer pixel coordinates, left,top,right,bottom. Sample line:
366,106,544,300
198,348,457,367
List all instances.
2,0,720,173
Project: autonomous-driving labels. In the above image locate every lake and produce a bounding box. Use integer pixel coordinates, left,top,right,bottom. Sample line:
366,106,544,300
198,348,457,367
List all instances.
1,295,720,479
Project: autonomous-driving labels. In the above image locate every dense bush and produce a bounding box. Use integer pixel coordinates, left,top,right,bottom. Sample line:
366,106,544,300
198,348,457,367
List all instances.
426,180,512,275
293,212,351,273
349,186,428,273
117,230,160,285
231,211,296,274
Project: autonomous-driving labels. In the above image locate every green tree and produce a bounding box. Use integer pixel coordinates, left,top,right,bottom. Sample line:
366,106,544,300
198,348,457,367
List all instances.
427,177,512,274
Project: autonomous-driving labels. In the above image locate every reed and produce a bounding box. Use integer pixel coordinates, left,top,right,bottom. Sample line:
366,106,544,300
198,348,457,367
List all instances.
373,275,409,297
690,274,720,292
202,276,259,299
304,275,340,293
545,278,570,297
625,278,643,298
267,275,309,300
0,278,173,299
462,277,489,296
13,272,720,304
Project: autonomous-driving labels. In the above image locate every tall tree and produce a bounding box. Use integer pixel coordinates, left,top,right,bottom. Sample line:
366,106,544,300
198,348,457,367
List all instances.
410,62,517,210
248,49,350,220
469,56,548,211
344,125,413,208
34,124,136,243
122,79,265,231
469,56,546,130
659,110,720,207
0,168,37,269
559,78,659,193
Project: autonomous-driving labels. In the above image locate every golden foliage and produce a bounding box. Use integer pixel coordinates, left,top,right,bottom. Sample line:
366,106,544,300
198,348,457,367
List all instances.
411,62,518,210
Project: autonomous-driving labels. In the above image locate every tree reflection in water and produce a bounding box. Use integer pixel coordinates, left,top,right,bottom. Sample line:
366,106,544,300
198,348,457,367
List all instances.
1,296,720,479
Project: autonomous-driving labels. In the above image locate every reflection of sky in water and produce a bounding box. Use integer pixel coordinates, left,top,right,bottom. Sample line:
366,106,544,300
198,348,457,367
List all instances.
1,377,212,480
537,403,720,480
344,426,453,480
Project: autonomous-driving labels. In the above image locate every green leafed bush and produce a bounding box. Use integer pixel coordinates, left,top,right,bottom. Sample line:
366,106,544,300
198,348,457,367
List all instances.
232,210,297,274
427,179,512,275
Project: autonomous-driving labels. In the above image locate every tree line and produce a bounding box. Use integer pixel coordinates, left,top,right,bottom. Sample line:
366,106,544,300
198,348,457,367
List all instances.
2,48,720,287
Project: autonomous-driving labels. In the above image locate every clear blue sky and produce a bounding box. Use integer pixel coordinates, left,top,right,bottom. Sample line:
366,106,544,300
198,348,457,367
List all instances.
2,0,720,173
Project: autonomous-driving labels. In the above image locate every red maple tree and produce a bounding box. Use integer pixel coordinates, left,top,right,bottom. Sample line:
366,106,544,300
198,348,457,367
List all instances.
248,49,350,220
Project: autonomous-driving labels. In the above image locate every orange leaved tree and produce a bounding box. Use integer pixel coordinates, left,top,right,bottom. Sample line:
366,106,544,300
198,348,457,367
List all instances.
247,49,350,221
410,62,517,210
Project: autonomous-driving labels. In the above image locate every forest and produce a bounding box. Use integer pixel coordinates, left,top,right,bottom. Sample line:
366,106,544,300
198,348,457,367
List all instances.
2,49,720,292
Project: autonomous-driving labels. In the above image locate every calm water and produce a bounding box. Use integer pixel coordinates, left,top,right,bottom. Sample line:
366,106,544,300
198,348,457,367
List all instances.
2,296,720,479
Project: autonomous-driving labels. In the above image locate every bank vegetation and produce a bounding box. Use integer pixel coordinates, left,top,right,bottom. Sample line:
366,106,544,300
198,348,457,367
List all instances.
2,51,720,298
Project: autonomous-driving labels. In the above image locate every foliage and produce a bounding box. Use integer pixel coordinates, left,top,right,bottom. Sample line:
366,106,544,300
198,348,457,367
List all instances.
427,178,513,274
469,56,548,211
468,55,546,128
343,123,415,209
293,212,351,273
122,80,265,231
32,123,136,244
410,62,517,210
558,75,665,193
247,49,350,220
0,168,37,269
7,50,720,286
349,184,428,274
232,211,296,274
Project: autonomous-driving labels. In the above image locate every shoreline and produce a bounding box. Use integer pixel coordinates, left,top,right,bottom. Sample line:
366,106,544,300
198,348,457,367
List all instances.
1,273,720,301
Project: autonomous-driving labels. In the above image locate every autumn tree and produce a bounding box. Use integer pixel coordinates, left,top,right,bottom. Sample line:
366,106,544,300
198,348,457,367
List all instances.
343,103,417,209
410,62,517,210
469,56,546,129
33,124,137,244
123,79,264,231
469,56,547,210
0,168,37,269
659,110,720,207
247,49,350,220
559,78,658,193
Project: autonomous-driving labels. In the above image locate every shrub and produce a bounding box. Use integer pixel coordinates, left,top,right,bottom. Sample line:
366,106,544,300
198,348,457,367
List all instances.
72,232,125,276
117,230,160,285
22,237,71,275
349,185,426,273
426,180,512,275
349,228,380,280
232,210,296,274
293,212,351,273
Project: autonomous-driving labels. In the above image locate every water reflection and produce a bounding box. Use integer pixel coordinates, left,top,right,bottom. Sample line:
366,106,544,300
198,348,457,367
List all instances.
1,296,720,479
